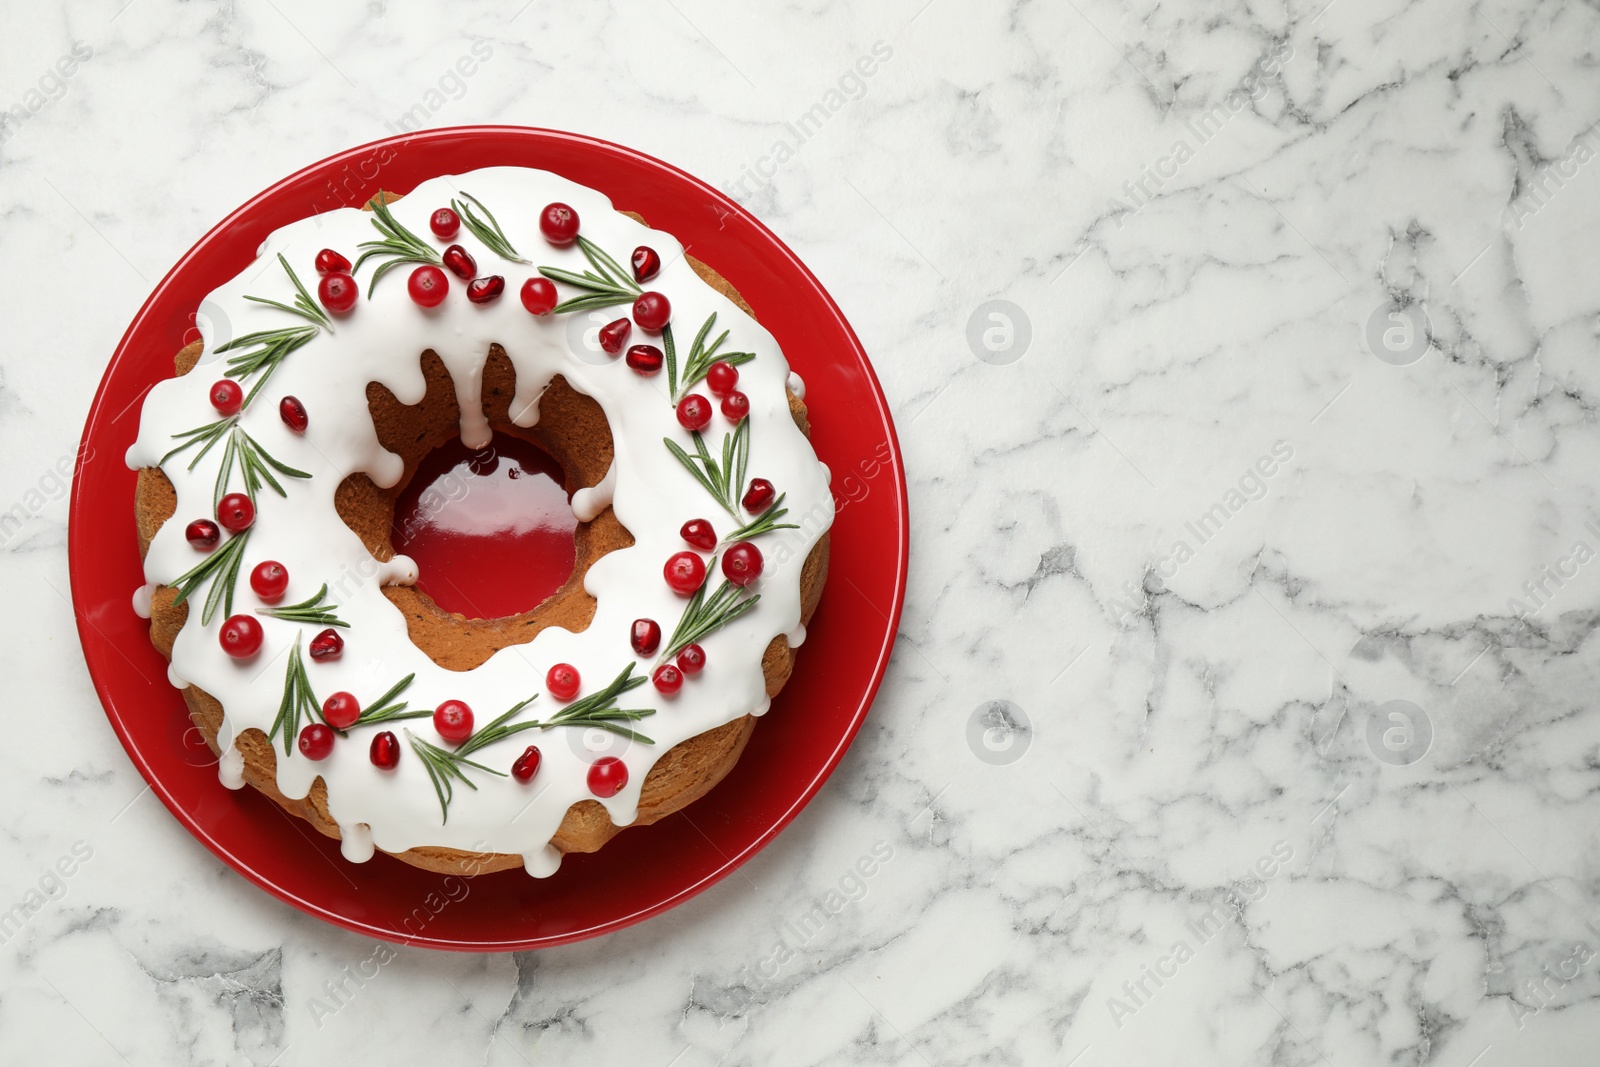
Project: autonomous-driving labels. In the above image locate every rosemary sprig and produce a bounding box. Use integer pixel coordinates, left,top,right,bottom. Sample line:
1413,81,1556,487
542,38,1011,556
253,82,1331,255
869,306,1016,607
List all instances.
663,419,750,517
214,255,332,405
722,493,799,543
666,313,756,403
159,414,234,469
407,696,543,822
243,254,332,330
527,664,657,743
215,325,323,406
353,673,429,728
261,584,348,628
161,419,310,509
170,529,251,625
451,191,527,263
270,633,320,755
353,195,442,296
661,580,760,662
539,236,641,314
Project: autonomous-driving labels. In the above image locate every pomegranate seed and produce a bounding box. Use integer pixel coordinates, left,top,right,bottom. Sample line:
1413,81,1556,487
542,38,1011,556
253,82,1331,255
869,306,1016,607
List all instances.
210,379,243,416
315,249,351,274
664,551,707,595
652,664,684,696
632,291,671,332
408,265,449,308
588,756,628,797
318,272,358,314
706,361,739,397
626,344,663,375
430,207,460,239
521,277,558,315
442,244,476,280
217,493,255,533
219,615,263,659
680,518,717,551
279,395,308,432
721,391,750,423
599,318,632,353
250,560,289,602
540,202,579,245
186,519,220,550
513,745,542,783
370,730,400,769
298,723,334,761
434,700,473,744
467,275,505,304
742,478,776,514
308,628,344,661
722,541,764,587
631,246,661,282
631,618,661,656
677,644,706,675
547,663,581,701
322,691,360,730
676,394,712,432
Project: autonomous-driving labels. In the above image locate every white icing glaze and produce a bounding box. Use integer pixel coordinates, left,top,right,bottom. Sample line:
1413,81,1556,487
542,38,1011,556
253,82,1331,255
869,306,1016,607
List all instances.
786,370,806,400
339,822,375,863
218,743,245,789
787,623,806,648
132,584,154,619
571,461,615,522
126,168,833,874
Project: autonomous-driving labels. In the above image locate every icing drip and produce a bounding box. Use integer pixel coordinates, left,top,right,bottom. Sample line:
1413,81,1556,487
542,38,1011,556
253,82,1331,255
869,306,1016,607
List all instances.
787,371,806,400
132,584,154,619
339,822,376,863
787,624,807,648
218,743,246,789
126,167,834,873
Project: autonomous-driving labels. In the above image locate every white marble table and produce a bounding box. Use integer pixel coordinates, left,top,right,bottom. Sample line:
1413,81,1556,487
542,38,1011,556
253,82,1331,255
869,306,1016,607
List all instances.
5,0,1600,1062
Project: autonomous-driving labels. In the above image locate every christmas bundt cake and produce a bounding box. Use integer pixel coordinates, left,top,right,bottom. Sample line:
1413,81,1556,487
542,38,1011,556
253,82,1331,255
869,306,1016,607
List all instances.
127,167,833,877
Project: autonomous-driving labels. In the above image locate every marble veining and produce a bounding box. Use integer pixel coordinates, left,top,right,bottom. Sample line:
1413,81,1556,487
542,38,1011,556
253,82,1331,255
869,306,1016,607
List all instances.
5,0,1600,1063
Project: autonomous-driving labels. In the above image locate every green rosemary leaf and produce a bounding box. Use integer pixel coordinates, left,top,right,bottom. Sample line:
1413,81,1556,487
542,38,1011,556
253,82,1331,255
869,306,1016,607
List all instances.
549,292,637,315
269,634,322,754
663,322,678,399
723,494,801,542
664,437,725,504
662,579,761,661
261,584,349,628
170,529,251,626
733,418,750,505
452,191,527,263
355,196,441,295
576,236,640,293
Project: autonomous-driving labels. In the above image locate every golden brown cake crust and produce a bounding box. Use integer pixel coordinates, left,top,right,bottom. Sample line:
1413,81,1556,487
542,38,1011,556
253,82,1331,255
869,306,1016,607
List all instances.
134,197,828,875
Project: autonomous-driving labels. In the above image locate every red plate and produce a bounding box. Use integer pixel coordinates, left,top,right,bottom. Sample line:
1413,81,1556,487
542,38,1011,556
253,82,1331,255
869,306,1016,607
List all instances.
68,127,908,951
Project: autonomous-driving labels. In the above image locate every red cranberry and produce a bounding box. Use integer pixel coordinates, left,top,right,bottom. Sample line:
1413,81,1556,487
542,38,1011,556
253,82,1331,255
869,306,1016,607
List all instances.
322,691,360,730
742,478,776,514
433,700,473,744
219,614,263,659
217,493,255,533
298,723,334,761
429,207,460,239
677,644,706,675
521,277,558,315
315,248,351,274
676,394,712,432
599,318,632,354
467,276,505,304
664,551,707,595
210,379,243,416
540,202,579,245
706,361,739,397
626,344,663,375
279,395,308,433
631,246,661,282
721,391,750,423
308,628,344,661
408,265,449,308
547,663,581,701
442,245,476,280
512,745,542,783
680,518,717,551
186,519,220,550
588,756,627,797
318,272,358,314
250,560,289,602
631,618,661,656
652,663,684,696
370,730,400,769
722,541,764,586
633,291,671,332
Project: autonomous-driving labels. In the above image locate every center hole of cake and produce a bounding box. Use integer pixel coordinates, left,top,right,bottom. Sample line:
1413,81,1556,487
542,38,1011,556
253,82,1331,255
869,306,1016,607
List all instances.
391,431,577,620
